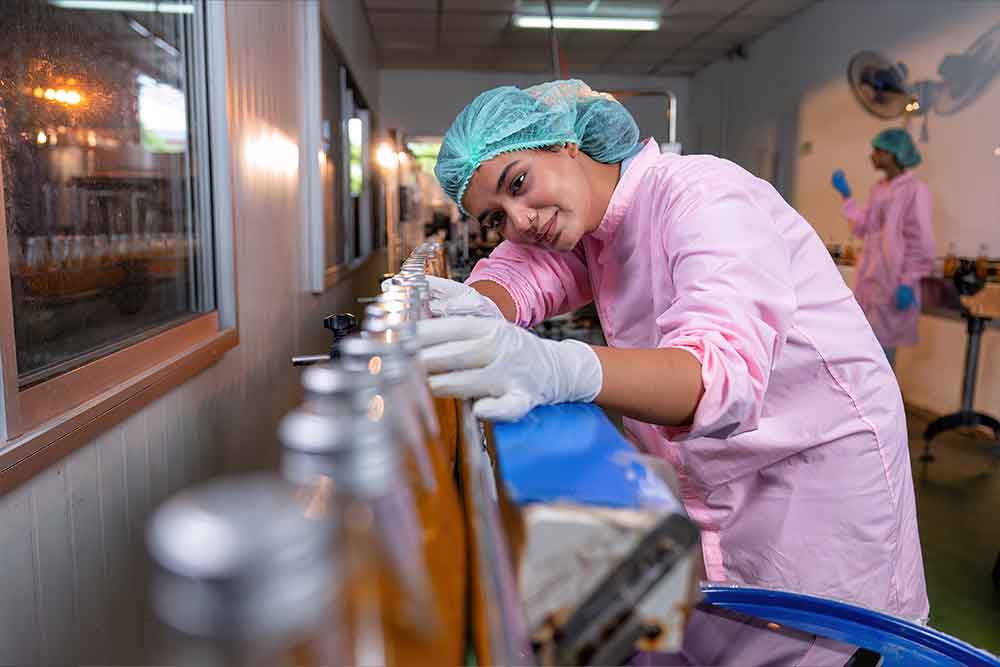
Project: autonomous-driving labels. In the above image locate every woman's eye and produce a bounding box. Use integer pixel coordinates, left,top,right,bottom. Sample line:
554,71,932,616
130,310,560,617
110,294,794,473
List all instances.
510,173,525,195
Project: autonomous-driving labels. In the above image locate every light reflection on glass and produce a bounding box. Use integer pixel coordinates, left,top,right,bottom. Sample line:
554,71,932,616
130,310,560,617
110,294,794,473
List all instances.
367,394,385,422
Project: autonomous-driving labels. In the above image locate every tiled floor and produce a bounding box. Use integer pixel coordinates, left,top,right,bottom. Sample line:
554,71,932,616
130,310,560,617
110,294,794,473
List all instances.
906,411,1000,654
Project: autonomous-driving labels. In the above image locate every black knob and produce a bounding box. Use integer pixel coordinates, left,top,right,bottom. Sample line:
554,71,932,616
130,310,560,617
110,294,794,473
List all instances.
323,313,358,342
954,260,986,297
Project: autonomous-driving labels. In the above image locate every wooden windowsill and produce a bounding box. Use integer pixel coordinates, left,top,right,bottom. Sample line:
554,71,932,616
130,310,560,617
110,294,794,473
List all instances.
0,321,238,495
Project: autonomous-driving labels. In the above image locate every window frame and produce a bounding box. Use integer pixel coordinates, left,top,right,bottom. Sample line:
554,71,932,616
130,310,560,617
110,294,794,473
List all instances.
303,1,378,294
0,0,238,491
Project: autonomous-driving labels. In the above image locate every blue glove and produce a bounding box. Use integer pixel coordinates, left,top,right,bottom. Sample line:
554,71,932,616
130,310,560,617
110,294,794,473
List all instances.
831,169,852,199
895,284,915,311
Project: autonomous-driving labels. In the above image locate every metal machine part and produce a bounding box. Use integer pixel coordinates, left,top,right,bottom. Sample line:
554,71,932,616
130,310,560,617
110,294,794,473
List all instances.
290,312,358,366
538,513,700,666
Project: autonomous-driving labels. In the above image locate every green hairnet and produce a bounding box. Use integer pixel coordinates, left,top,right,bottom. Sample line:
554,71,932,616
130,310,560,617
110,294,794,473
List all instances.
434,79,640,214
872,128,922,168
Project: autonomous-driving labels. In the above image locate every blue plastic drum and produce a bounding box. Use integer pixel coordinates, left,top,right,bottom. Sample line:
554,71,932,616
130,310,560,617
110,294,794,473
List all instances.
701,585,1000,667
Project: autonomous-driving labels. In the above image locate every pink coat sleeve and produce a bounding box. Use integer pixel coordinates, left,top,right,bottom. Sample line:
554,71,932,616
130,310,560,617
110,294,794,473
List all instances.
899,184,936,288
655,187,796,441
841,196,871,237
466,240,593,327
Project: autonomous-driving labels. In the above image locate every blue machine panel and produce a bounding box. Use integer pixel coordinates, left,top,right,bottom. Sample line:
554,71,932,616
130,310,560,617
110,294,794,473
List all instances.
490,403,1000,667
492,403,677,511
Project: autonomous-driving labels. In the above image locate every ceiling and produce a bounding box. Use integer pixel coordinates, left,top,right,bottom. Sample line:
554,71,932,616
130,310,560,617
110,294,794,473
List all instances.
363,0,820,76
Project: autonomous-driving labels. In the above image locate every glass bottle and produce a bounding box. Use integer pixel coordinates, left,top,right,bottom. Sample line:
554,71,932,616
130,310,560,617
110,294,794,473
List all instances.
943,242,958,278
279,363,439,666
975,243,990,281
146,474,343,667
341,334,438,492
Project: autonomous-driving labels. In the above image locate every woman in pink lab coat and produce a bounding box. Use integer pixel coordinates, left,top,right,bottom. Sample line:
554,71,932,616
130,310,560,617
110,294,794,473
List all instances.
832,128,937,368
411,81,928,664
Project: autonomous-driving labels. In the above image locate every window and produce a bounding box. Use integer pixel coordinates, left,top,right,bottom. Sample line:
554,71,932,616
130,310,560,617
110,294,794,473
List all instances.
318,31,344,272
0,0,235,462
339,70,372,266
303,6,377,293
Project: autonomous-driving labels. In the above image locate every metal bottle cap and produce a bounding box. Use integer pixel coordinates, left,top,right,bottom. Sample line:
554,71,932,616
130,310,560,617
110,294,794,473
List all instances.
396,275,431,303
147,474,336,641
339,335,412,385
366,298,414,326
373,292,420,321
301,362,379,400
278,404,398,497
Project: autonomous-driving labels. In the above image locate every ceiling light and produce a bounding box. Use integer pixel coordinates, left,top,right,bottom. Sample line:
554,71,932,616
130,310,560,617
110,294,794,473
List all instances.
49,1,194,14
513,15,659,31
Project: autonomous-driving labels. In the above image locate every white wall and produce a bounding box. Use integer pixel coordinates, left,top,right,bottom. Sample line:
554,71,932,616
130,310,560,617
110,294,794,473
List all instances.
0,2,384,664
379,69,691,149
691,1,1000,416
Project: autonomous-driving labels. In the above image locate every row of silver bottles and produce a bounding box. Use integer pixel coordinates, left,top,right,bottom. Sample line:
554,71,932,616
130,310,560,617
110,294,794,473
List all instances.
145,244,450,666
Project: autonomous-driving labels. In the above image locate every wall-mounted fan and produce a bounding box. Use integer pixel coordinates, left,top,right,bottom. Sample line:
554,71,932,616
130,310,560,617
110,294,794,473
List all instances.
933,24,1000,115
848,26,1000,127
847,51,913,119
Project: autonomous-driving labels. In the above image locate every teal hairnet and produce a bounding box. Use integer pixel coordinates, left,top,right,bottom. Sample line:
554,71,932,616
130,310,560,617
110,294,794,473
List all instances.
434,79,640,214
872,128,922,168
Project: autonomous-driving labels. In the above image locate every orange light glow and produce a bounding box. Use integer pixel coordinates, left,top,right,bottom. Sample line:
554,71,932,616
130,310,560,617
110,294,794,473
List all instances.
36,131,47,145
375,143,398,169
243,129,299,176
33,86,83,106
367,394,385,422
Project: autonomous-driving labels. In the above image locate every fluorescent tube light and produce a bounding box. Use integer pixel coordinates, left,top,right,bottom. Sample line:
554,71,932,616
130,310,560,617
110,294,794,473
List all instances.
50,1,194,14
513,15,659,31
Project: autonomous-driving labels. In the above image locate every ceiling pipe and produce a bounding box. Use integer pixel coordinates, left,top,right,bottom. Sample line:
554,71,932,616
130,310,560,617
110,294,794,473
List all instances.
544,0,559,78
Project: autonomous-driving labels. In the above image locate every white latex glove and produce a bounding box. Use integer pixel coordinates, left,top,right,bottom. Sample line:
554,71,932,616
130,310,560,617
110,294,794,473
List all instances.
382,275,504,319
416,316,603,422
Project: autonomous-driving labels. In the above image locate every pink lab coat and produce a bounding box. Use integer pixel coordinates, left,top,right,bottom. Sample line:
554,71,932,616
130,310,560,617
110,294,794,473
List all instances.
469,140,929,625
842,171,936,347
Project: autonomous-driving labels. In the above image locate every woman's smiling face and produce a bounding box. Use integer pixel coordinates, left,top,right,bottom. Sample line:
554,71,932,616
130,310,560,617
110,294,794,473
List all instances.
462,143,598,252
